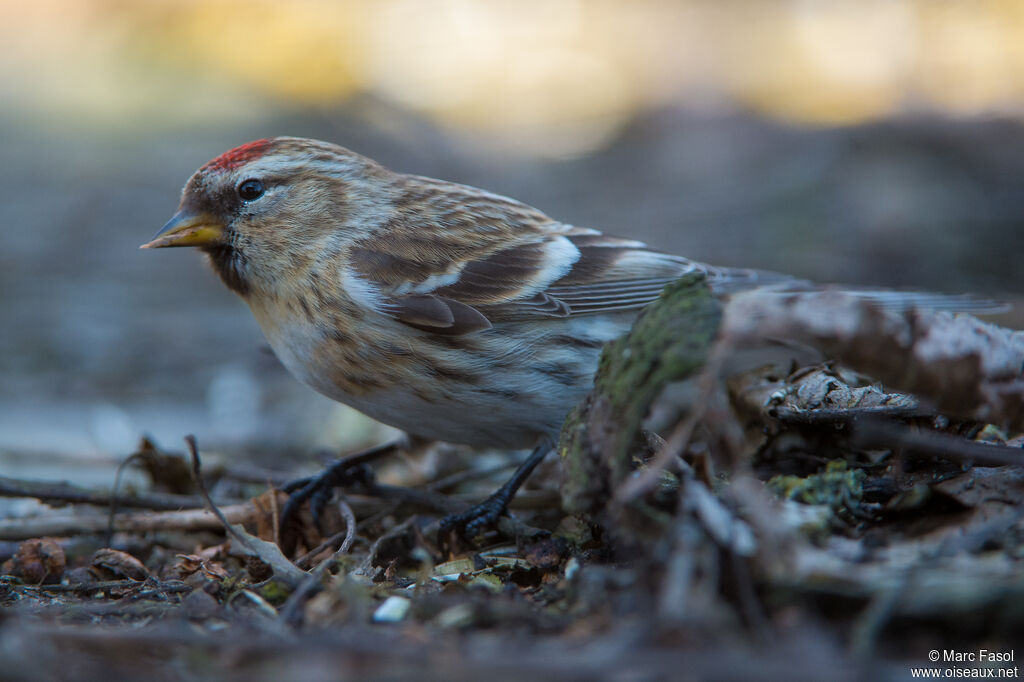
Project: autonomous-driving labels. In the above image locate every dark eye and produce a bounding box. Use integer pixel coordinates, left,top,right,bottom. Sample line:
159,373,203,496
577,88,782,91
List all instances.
237,178,265,201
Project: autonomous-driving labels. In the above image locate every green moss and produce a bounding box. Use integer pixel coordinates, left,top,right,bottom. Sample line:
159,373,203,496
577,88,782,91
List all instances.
766,460,866,508
560,273,722,516
598,274,720,406
255,579,294,605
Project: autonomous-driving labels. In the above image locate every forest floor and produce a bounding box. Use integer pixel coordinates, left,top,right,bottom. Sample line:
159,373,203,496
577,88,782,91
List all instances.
1,282,1021,681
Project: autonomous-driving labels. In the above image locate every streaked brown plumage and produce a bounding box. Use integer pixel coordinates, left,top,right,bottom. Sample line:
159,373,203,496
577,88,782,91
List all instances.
144,137,991,452
145,137,741,450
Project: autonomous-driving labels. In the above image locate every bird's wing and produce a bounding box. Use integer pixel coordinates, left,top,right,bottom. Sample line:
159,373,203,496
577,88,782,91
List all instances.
344,197,1002,337
345,184,728,334
350,227,703,335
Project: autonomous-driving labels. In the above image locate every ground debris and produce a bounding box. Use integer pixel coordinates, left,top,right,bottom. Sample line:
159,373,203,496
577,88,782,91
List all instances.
2,538,66,585
723,289,1024,429
1,279,1022,680
89,548,148,581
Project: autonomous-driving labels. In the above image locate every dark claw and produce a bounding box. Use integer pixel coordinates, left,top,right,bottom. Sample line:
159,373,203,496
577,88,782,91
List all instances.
280,462,376,551
437,442,552,547
309,485,336,529
438,491,511,544
276,439,409,556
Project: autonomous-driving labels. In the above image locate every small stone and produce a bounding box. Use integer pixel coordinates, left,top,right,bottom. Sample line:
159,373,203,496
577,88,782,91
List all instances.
183,590,221,620
372,595,411,623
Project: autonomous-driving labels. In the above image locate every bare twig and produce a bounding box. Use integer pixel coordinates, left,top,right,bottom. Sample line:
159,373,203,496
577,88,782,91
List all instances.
335,497,357,555
14,579,191,597
280,496,359,626
854,419,1024,467
771,405,930,425
0,485,556,542
356,516,418,576
268,483,282,549
106,452,147,546
185,436,306,588
0,504,257,541
219,464,292,487
0,475,207,510
369,483,461,514
424,461,518,493
293,498,359,570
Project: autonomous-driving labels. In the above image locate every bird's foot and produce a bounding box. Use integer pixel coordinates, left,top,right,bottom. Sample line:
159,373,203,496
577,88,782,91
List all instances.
437,442,553,547
437,489,512,544
279,440,403,554
281,459,375,532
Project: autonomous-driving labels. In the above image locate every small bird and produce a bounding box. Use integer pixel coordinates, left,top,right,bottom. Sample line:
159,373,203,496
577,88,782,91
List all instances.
142,136,990,535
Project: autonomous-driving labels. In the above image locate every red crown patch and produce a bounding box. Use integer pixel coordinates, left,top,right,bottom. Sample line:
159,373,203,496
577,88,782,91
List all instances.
201,139,274,173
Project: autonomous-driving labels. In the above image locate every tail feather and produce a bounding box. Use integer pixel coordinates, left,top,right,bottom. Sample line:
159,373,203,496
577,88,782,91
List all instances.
831,289,1009,315
708,267,1008,315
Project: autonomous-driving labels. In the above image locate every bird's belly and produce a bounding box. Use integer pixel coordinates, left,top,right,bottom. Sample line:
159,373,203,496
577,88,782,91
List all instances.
251,309,615,450
303,353,589,449
336,384,560,449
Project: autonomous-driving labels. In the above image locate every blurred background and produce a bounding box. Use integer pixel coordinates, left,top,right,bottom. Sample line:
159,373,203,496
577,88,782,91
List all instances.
2,0,1023,482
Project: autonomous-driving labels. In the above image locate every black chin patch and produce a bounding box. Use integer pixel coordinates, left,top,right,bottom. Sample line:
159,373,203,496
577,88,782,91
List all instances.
203,244,250,296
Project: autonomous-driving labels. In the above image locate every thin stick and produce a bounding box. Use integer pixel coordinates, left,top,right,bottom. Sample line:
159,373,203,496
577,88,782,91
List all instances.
0,504,257,541
0,474,206,510
771,405,929,424
269,483,282,549
15,579,191,596
185,436,306,587
280,496,359,626
855,419,1024,467
106,452,146,546
424,461,518,492
336,497,357,554
0,487,556,541
293,497,359,570
357,516,417,576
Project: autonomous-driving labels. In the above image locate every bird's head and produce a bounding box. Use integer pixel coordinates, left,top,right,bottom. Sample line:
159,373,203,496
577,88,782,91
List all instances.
142,137,390,296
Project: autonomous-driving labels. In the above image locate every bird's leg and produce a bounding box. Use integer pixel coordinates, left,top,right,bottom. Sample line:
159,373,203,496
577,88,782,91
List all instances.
438,440,552,543
280,437,418,551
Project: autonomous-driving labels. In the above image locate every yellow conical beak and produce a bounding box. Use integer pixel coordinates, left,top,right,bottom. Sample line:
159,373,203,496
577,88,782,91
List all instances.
140,210,226,249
